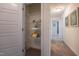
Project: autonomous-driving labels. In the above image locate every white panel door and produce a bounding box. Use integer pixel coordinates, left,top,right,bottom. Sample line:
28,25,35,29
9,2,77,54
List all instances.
0,3,23,56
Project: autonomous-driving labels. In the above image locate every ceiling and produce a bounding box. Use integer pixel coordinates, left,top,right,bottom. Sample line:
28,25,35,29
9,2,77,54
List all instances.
49,3,72,16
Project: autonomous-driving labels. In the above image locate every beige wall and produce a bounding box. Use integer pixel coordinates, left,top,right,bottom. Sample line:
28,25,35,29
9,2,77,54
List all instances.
63,4,79,55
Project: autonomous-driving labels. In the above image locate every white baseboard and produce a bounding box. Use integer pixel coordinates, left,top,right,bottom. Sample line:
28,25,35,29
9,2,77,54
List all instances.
64,40,78,56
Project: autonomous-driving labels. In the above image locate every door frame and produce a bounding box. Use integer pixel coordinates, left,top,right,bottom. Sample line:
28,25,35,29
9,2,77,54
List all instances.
41,3,51,56
22,4,26,55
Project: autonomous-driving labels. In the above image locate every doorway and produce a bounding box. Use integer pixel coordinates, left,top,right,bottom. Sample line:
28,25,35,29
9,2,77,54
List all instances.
23,3,41,56
52,20,60,40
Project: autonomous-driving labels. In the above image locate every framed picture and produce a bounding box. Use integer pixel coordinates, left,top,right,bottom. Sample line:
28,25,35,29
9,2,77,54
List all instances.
65,16,69,27
70,10,78,26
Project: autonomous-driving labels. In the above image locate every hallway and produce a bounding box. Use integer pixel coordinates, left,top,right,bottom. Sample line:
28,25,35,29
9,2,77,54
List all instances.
51,40,76,56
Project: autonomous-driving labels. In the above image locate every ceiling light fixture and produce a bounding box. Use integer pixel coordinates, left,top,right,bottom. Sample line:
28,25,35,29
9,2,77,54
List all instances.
51,7,65,13
11,3,17,7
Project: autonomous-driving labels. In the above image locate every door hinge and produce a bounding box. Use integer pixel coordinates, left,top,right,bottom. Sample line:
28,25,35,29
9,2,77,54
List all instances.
22,49,25,52
22,8,24,11
22,28,24,32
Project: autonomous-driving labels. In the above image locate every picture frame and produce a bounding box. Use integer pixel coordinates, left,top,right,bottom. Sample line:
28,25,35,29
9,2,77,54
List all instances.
70,8,79,27
65,16,69,27
70,10,77,26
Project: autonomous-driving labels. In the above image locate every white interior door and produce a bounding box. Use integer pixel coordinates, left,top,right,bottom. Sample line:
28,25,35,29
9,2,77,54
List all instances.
0,3,23,56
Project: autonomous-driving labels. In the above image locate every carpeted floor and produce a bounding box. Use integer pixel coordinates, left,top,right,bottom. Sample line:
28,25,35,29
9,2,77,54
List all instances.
26,47,41,56
51,40,76,56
